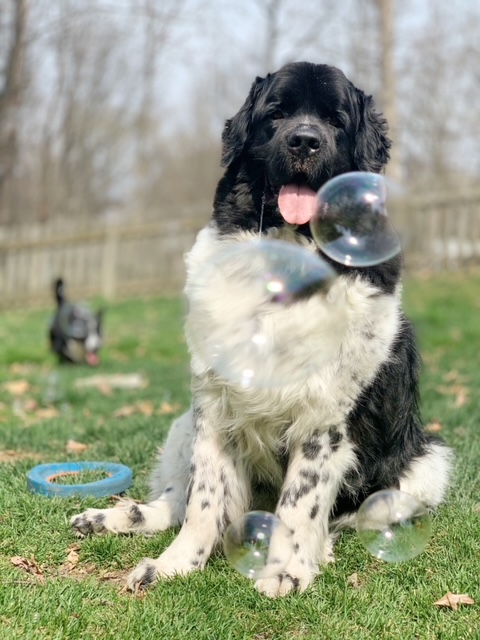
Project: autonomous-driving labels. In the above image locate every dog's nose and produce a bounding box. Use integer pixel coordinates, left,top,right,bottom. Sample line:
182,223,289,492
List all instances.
287,126,321,158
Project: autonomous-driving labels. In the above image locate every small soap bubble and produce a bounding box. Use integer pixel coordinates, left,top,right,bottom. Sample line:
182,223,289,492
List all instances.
42,371,65,405
223,511,293,579
310,172,401,267
356,489,431,562
186,239,344,388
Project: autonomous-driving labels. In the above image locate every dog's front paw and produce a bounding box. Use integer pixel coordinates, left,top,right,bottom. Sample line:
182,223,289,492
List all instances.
255,558,318,597
71,509,108,536
126,547,205,591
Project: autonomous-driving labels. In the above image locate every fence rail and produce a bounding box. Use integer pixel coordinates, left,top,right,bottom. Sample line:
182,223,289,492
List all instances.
0,191,479,310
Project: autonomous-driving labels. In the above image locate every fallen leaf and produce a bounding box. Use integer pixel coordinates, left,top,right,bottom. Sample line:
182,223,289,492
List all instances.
435,384,470,408
347,572,364,589
0,449,42,463
10,556,45,582
3,380,31,396
158,401,181,415
426,421,443,433
66,439,89,454
34,407,60,420
66,547,80,566
433,592,475,611
113,404,137,418
113,400,155,418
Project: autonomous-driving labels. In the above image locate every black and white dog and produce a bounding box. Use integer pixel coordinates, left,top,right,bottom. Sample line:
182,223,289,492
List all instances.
71,62,453,597
49,278,102,366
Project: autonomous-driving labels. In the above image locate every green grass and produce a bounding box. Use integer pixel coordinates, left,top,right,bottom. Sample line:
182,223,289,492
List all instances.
0,276,479,640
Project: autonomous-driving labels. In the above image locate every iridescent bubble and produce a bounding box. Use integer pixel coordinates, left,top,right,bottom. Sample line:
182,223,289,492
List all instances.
223,511,293,579
356,489,431,562
186,239,344,388
310,172,401,267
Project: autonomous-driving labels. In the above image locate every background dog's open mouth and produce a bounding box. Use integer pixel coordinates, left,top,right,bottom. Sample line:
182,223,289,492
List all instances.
85,352,100,366
278,184,318,226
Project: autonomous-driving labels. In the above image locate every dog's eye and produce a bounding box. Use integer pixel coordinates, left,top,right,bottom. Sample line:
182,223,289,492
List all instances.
326,115,342,128
271,109,285,120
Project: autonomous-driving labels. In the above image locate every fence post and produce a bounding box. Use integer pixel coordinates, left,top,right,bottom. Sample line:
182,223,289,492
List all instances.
102,226,118,299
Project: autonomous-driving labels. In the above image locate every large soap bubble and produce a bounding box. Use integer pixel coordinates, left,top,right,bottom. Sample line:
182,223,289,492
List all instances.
186,238,345,388
223,511,293,579
356,489,432,562
310,172,401,267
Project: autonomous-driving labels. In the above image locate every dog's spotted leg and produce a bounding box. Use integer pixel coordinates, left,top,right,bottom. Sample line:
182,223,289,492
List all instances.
126,411,250,591
71,410,193,537
255,426,357,597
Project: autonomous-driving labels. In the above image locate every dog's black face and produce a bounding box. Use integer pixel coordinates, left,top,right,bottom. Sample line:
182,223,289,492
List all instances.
214,62,391,237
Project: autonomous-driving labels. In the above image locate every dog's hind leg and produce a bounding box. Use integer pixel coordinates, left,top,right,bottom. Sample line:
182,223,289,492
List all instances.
71,410,193,536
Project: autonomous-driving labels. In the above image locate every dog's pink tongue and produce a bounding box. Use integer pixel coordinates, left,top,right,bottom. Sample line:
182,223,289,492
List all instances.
86,352,99,366
278,184,318,225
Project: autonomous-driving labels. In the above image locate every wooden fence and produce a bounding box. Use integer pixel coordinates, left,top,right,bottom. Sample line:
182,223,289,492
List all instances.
0,191,479,310
0,214,206,310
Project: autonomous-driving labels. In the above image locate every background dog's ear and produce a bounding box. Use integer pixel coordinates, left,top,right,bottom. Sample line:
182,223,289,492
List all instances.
221,76,267,168
353,89,391,173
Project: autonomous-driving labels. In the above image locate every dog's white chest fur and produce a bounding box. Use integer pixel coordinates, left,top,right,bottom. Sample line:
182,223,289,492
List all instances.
183,224,402,483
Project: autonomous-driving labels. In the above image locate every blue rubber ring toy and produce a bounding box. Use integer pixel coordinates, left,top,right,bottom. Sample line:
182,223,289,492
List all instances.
27,461,133,498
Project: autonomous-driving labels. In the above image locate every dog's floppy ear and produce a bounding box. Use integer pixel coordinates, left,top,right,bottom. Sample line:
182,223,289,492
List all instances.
353,89,391,173
221,76,268,168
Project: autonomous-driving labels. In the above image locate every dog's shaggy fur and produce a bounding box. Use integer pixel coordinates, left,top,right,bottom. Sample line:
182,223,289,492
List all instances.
71,62,453,597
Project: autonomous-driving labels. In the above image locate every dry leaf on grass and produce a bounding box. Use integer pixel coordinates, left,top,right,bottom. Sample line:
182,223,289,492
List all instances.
0,449,42,463
3,380,31,396
113,400,155,418
347,572,364,589
59,545,81,574
435,384,470,408
433,592,475,610
158,401,182,415
426,421,443,433
10,556,45,583
66,439,89,454
35,407,60,419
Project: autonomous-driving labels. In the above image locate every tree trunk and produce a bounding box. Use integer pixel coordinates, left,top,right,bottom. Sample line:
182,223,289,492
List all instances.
375,0,402,183
0,0,27,222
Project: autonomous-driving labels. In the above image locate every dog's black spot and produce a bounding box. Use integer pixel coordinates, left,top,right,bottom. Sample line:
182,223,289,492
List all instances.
329,427,343,451
197,482,206,492
201,500,211,510
93,513,105,527
128,505,145,525
310,503,320,519
284,574,300,591
139,564,157,587
301,430,323,460
299,469,320,487
293,543,300,553
321,472,331,484
197,547,205,557
164,486,174,493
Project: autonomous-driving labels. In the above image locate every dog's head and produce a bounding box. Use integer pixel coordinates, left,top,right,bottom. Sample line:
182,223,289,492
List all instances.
217,62,391,232
49,279,103,366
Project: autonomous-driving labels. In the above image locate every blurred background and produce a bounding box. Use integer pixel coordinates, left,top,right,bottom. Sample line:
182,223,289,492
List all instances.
0,0,479,309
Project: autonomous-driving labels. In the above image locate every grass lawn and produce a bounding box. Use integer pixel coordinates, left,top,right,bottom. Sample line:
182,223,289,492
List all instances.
0,274,479,640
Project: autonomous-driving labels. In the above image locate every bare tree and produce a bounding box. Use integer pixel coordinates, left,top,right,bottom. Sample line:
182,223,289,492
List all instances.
374,0,401,182
0,0,26,222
